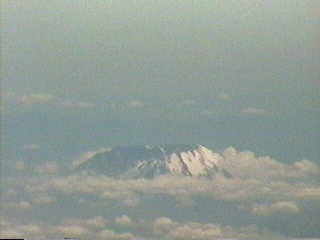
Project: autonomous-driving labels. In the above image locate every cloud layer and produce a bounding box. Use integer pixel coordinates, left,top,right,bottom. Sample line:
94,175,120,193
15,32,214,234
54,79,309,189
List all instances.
2,147,320,238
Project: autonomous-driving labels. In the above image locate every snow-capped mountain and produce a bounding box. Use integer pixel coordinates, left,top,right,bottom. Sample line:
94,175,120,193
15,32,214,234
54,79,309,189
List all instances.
76,144,232,179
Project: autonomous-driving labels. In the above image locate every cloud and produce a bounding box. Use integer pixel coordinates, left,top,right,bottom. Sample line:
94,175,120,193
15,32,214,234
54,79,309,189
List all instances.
0,229,24,239
220,147,320,181
4,147,320,238
18,225,43,237
251,201,300,216
97,229,134,239
293,159,320,174
176,100,199,106
61,216,107,229
34,161,60,174
127,100,145,108
53,225,91,238
10,93,96,109
217,93,232,100
199,110,213,117
18,201,33,210
85,216,107,228
12,161,28,171
152,217,283,239
20,94,54,104
20,144,40,150
32,195,54,205
57,100,96,109
72,148,110,167
115,215,132,226
241,107,267,114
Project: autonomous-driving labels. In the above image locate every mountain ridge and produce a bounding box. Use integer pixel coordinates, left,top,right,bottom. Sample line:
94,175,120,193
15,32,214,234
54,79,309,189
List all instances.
76,144,232,179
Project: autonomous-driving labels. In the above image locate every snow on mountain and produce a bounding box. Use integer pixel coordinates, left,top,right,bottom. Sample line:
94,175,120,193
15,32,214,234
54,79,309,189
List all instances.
75,145,232,179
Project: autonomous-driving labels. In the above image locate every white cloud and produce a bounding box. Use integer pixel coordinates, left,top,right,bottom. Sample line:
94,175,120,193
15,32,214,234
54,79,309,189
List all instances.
128,100,145,108
199,110,213,116
18,201,33,210
177,100,199,106
34,161,60,174
152,217,282,239
0,229,24,239
12,161,28,171
241,107,267,114
293,159,320,174
20,94,54,104
32,195,54,204
97,229,134,239
5,147,319,238
58,100,96,109
12,93,96,109
53,225,91,238
217,93,232,100
72,148,110,167
115,215,132,226
86,216,107,228
19,225,43,236
20,144,40,150
61,216,107,229
220,147,320,181
251,201,300,216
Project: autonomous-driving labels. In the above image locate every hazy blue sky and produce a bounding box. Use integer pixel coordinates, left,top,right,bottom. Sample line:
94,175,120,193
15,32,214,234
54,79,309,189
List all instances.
1,1,320,239
2,0,319,162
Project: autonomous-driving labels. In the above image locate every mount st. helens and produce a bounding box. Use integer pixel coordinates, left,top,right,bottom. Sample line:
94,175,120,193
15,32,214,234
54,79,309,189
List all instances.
76,145,232,179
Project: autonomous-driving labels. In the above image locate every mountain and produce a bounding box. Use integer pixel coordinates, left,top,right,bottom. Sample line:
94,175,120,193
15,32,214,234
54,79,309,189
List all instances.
75,144,232,179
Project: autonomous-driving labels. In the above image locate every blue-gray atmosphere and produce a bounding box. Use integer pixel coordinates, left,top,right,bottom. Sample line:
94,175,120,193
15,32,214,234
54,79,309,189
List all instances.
1,0,319,239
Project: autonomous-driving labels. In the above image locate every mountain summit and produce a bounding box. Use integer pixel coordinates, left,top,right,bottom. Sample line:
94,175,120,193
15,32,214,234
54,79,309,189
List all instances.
76,144,232,179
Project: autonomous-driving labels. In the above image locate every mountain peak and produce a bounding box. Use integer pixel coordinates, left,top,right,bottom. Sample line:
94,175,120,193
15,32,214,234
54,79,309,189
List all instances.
76,144,231,179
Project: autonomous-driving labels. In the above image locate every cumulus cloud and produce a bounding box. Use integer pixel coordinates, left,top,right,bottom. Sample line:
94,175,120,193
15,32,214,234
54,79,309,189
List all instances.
57,100,96,109
217,93,232,100
20,144,40,150
72,148,110,167
53,225,91,238
127,100,145,108
220,147,320,181
3,147,320,238
176,99,199,106
31,195,54,205
34,161,60,174
12,161,28,171
60,216,107,229
199,110,213,117
97,229,134,239
20,94,54,104
0,220,135,239
85,216,108,228
241,107,267,114
293,159,320,174
251,201,300,216
115,215,132,226
0,229,24,239
18,201,33,210
11,93,96,109
152,217,282,239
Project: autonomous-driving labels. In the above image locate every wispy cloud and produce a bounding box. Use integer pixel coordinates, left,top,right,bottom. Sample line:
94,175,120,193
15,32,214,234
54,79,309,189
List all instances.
72,148,110,167
3,147,320,238
20,144,41,151
115,215,132,226
34,162,60,174
241,107,268,114
250,201,300,216
127,100,145,108
217,93,232,101
6,93,96,109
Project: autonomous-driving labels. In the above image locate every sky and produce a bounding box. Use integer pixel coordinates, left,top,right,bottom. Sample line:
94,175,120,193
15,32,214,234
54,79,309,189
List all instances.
1,0,320,239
